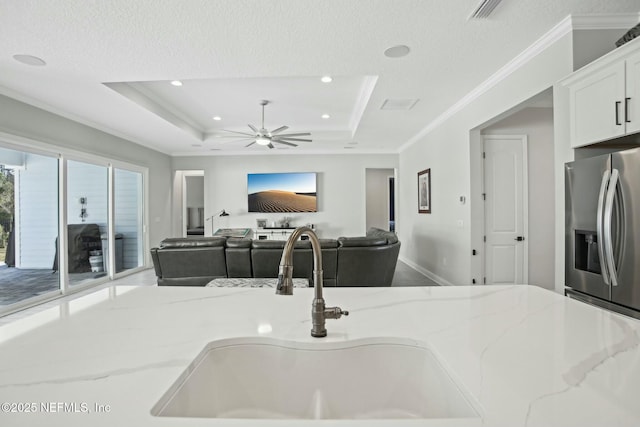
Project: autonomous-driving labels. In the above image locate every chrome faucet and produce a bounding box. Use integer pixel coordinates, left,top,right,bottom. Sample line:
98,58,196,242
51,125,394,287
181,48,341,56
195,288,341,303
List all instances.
276,226,348,337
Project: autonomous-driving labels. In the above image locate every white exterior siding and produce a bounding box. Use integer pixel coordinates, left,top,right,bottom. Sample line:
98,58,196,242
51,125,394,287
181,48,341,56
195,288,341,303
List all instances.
114,169,143,269
15,153,58,269
67,160,108,232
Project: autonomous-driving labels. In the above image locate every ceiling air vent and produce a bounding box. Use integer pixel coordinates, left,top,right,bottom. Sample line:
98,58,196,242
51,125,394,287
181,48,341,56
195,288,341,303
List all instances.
380,99,419,111
469,0,503,19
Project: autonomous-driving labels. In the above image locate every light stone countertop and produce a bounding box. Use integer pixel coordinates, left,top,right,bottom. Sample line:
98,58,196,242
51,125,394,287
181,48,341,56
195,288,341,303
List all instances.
0,285,639,426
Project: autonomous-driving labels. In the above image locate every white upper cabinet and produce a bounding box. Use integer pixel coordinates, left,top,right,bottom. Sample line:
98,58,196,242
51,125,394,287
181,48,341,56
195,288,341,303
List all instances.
568,61,626,146
564,38,640,147
625,50,640,135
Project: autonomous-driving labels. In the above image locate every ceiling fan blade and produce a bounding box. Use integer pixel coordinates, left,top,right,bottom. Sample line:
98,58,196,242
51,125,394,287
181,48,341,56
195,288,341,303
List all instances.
220,129,256,137
270,125,289,135
275,132,311,137
274,137,312,143
268,143,275,149
248,124,259,133
245,141,257,147
274,140,298,147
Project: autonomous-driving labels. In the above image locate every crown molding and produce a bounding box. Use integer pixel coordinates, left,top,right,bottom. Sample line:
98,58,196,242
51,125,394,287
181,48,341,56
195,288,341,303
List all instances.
399,13,639,152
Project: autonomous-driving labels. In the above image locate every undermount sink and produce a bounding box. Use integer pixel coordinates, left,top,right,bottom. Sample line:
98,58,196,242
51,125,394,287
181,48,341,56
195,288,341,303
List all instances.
151,337,480,423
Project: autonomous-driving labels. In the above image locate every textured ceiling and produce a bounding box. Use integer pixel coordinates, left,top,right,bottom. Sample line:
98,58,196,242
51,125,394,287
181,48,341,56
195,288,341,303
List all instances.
0,0,639,155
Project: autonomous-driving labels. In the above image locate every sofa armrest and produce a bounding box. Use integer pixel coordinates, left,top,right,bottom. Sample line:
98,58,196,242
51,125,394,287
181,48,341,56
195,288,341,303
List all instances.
337,236,387,247
366,227,399,244
150,248,162,279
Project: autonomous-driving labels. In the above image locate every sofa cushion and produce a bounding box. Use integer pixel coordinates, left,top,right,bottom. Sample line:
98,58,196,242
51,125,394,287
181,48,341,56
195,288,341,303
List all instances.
225,238,252,248
319,239,339,248
225,238,252,278
337,236,387,247
155,245,227,284
251,241,312,280
160,237,226,248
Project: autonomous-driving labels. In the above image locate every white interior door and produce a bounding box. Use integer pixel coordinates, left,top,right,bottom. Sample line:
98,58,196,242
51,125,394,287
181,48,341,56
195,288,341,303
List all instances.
483,135,528,284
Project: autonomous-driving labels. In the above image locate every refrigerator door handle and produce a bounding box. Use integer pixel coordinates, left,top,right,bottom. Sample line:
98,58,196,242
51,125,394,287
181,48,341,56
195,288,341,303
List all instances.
604,169,620,287
597,170,611,285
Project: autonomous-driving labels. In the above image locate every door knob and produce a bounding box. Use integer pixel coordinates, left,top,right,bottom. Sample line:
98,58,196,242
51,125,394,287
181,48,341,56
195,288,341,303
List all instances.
514,236,525,241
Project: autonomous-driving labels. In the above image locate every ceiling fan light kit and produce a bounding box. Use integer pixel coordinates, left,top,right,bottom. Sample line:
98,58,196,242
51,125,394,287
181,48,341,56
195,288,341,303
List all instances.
256,136,271,146
220,100,312,149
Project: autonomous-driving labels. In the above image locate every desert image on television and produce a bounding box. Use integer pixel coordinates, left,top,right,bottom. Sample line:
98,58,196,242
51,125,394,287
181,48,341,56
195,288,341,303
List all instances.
248,173,317,213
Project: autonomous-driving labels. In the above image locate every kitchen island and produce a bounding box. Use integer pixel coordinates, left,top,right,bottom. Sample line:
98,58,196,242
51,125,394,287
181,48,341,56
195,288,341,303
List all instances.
0,285,639,426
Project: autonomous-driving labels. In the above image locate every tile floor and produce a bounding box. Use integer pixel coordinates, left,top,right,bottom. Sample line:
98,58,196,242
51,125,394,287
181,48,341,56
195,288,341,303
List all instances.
0,265,109,305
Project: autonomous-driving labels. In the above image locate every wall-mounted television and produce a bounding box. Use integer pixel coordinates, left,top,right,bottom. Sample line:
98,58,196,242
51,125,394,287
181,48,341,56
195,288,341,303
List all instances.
247,172,317,213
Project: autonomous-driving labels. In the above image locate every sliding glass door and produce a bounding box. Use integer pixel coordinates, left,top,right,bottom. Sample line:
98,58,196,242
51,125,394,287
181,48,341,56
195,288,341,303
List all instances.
114,168,144,273
66,160,109,287
0,147,59,306
0,139,147,315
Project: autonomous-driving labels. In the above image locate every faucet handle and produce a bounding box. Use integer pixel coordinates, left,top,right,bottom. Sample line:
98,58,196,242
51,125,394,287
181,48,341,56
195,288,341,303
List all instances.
324,306,349,319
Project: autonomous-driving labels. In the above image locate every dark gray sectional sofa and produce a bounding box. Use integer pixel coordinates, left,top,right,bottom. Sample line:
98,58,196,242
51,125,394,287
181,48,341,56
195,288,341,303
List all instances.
150,227,400,287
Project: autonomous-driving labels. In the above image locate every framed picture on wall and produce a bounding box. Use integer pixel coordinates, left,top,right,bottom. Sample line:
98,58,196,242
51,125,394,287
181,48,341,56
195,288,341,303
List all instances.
418,168,431,214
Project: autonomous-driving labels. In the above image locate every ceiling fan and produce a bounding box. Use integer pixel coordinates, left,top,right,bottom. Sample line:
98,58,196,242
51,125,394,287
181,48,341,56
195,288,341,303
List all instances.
219,100,312,149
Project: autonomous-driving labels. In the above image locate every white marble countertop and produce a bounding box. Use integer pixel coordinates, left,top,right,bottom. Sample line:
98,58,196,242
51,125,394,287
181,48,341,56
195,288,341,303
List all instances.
0,285,639,426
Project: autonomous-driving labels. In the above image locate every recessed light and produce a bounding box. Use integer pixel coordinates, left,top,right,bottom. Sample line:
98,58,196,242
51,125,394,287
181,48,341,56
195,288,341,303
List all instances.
321,76,333,83
170,80,183,86
12,54,46,66
212,116,222,121
321,114,330,119
384,45,410,58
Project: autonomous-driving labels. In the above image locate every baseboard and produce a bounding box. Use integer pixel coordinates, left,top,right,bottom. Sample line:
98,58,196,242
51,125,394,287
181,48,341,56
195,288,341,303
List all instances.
398,256,455,286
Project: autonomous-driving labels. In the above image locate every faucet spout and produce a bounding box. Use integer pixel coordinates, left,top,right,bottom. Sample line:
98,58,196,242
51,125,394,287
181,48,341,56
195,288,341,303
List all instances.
275,226,348,337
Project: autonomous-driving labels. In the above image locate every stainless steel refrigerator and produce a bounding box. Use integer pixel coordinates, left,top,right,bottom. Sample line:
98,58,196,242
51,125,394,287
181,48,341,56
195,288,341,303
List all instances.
565,147,640,319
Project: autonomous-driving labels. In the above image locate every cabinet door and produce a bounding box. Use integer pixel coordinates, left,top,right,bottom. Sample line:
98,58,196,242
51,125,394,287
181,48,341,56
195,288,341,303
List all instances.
569,61,626,147
625,51,640,134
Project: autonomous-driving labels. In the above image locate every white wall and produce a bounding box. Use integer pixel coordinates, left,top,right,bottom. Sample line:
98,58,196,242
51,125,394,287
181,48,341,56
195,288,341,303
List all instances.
482,107,555,289
171,153,398,238
0,94,172,252
398,33,574,286
185,176,204,208
573,29,626,70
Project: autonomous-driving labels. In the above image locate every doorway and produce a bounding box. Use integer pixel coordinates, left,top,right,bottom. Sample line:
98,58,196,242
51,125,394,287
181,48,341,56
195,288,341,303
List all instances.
183,172,204,237
366,168,396,232
482,135,528,284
